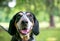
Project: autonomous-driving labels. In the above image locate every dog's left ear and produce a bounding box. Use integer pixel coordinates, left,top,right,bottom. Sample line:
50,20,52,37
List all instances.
32,14,39,35
8,14,17,35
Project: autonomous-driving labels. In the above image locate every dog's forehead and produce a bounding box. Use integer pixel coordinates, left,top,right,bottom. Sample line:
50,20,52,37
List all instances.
19,12,30,15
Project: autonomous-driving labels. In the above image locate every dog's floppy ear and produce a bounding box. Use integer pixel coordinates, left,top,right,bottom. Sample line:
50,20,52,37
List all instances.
32,14,39,35
8,14,17,35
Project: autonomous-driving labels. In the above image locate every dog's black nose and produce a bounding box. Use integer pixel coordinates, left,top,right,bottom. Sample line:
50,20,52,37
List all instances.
21,20,28,24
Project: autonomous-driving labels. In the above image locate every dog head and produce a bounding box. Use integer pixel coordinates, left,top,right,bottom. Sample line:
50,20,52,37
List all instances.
8,11,39,41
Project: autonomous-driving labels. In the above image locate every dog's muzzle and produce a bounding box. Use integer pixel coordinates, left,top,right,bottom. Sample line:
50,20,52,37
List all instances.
21,20,28,29
20,20,29,35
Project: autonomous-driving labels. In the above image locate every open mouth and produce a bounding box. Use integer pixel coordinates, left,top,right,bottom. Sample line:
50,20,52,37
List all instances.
19,23,29,35
20,29,29,35
19,28,30,35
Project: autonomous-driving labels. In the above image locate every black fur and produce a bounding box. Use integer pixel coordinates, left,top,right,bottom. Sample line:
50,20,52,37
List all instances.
32,13,39,35
8,14,18,35
8,12,39,41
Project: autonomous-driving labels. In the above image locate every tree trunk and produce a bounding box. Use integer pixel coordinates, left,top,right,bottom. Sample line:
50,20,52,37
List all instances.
50,14,55,27
46,0,55,27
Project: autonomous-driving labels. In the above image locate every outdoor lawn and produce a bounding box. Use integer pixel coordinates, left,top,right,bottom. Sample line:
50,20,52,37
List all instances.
36,28,60,41
0,28,60,41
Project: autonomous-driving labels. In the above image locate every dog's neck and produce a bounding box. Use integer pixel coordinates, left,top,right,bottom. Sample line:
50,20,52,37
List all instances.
15,32,29,41
22,35,29,41
14,33,34,41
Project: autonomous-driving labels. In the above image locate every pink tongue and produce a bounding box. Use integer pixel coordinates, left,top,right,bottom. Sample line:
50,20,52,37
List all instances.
20,30,29,34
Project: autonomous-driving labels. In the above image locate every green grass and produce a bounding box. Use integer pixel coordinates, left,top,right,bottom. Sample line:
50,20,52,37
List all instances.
0,28,60,41
0,29,11,41
36,28,60,41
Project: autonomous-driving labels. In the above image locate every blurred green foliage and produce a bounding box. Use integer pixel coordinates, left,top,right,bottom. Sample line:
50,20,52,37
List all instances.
0,0,60,22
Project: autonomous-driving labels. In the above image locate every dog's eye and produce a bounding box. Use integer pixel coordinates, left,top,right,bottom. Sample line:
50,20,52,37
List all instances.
17,15,22,18
17,16,20,19
29,14,32,17
27,13,32,17
16,15,22,23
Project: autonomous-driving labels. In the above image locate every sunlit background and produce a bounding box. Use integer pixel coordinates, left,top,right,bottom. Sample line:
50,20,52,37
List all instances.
0,0,60,41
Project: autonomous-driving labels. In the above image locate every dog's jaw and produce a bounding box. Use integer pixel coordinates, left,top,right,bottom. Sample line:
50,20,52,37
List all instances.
19,28,32,41
20,32,30,41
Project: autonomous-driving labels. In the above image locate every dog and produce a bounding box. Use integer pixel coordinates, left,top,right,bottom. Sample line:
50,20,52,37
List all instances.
0,11,39,41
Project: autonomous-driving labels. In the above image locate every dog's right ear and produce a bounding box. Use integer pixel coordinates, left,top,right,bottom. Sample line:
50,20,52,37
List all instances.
8,14,17,35
32,14,39,35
